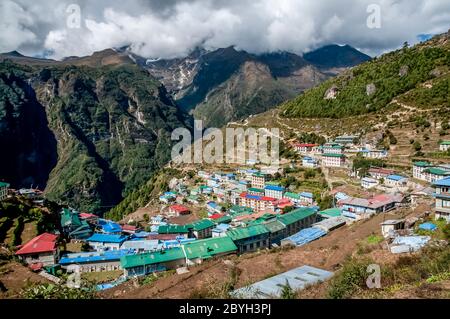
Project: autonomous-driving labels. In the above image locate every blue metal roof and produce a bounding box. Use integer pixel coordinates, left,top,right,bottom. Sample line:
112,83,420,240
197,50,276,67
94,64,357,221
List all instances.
87,233,129,243
387,174,407,181
282,227,326,246
265,185,285,192
246,194,261,200
418,222,437,231
300,192,313,198
433,177,450,187
98,219,122,233
59,249,133,265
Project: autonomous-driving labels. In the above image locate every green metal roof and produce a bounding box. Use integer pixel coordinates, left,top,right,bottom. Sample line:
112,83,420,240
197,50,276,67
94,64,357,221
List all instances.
322,153,345,158
263,219,286,233
278,207,316,226
319,207,342,218
0,182,10,188
229,205,253,216
226,225,270,241
284,192,300,200
424,167,450,176
183,237,237,260
215,215,232,224
189,219,215,231
248,187,265,193
61,208,84,228
413,161,431,167
440,141,450,145
120,248,185,269
158,224,190,234
252,172,267,178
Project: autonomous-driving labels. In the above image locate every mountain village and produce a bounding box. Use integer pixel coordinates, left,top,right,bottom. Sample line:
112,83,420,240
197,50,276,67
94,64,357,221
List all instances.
1,134,449,298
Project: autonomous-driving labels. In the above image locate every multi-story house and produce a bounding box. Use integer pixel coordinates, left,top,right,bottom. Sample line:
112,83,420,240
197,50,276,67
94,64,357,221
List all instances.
251,172,268,189
264,185,285,199
413,161,432,181
433,177,450,222
322,153,346,167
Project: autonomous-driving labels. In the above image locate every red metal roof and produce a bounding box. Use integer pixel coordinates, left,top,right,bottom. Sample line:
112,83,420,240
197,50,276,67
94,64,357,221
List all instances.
209,213,225,220
169,204,190,213
79,213,98,219
146,234,179,241
29,263,44,272
121,224,137,231
275,198,294,208
15,233,58,255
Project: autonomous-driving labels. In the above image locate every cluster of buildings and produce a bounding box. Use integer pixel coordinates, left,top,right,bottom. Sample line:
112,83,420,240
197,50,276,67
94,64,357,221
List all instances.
14,206,325,278
293,135,388,169
412,161,450,183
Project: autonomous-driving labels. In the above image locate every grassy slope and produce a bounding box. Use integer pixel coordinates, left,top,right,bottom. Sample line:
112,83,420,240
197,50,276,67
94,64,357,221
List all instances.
282,33,450,118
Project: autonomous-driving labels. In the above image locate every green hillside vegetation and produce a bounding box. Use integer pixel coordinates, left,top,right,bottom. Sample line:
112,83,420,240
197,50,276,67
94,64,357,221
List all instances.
282,34,450,118
0,60,191,214
0,198,59,247
105,168,183,221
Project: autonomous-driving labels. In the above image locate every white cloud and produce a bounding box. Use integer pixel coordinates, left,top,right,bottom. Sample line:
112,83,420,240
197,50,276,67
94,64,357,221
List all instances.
1,0,449,59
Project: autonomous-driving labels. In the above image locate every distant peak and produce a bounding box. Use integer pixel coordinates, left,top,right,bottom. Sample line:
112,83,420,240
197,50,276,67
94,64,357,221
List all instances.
2,50,24,57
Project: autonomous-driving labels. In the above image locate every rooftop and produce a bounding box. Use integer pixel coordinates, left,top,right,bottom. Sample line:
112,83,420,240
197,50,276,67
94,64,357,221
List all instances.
120,248,185,269
424,167,450,176
189,219,215,231
232,266,333,299
433,177,450,187
226,225,270,241
319,207,342,218
86,233,129,244
15,233,58,255
60,249,134,265
387,174,408,181
278,207,316,226
158,224,190,234
183,237,237,260
322,153,345,158
264,185,285,192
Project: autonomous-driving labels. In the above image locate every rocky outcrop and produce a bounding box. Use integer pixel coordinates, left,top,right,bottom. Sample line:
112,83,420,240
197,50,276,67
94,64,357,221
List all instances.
0,60,191,214
324,85,339,99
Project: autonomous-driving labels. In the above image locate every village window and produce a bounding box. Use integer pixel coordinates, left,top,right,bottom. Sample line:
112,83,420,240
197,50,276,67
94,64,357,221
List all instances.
442,200,450,208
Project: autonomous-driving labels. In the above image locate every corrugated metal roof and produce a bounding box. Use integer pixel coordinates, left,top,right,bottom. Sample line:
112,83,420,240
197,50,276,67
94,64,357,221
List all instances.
183,237,237,260
232,265,333,299
190,219,215,231
120,247,185,269
226,225,270,241
433,177,450,187
60,249,133,265
281,227,326,246
263,220,286,233
158,224,190,234
86,233,128,244
278,208,316,226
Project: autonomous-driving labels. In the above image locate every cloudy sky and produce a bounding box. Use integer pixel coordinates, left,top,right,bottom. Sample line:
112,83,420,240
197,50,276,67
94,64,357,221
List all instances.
1,0,449,60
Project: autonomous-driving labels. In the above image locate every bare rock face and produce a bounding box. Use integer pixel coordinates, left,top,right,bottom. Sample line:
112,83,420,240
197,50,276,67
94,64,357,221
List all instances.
430,68,442,77
366,83,376,96
399,65,409,77
324,85,339,99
